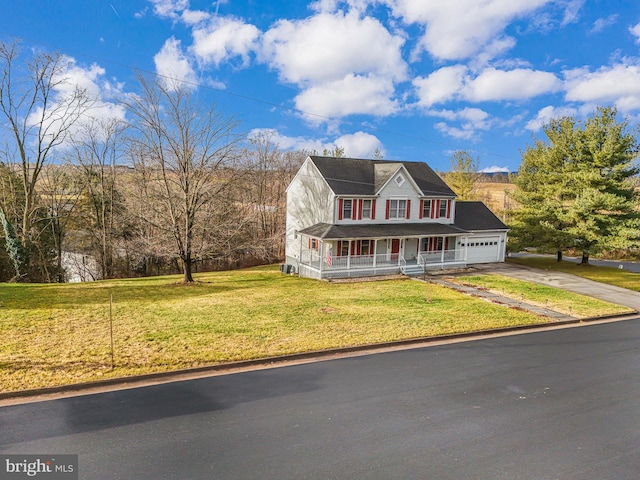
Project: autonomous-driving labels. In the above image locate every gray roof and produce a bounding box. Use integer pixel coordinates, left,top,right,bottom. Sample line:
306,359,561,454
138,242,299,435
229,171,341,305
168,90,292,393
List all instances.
310,156,455,197
298,222,468,240
454,202,508,231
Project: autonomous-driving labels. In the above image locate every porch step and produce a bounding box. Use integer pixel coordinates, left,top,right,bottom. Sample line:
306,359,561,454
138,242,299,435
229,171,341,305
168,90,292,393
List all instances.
402,265,425,276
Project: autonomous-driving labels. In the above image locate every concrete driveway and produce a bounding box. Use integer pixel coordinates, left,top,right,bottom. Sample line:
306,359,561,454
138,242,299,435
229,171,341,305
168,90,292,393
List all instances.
474,262,640,311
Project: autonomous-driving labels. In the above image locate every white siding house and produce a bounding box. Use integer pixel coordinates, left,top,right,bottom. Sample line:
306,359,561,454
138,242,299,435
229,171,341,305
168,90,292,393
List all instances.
285,156,508,279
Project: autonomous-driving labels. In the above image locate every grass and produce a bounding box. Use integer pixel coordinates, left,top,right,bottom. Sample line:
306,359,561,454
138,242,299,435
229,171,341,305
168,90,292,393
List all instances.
507,256,640,292
0,266,551,393
446,274,631,318
0,263,631,393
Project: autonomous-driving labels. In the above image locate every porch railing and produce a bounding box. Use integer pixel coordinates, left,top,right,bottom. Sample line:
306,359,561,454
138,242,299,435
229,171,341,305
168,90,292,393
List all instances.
418,248,466,267
300,251,400,270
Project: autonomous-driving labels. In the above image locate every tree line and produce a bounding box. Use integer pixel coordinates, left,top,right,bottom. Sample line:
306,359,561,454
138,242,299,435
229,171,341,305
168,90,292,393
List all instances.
0,42,305,283
2,42,639,282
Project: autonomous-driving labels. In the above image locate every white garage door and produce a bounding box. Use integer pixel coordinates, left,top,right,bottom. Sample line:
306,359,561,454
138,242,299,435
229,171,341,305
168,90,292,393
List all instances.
465,236,501,263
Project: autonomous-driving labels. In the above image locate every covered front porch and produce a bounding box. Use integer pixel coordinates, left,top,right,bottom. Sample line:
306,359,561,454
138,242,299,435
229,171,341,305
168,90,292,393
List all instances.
296,223,470,280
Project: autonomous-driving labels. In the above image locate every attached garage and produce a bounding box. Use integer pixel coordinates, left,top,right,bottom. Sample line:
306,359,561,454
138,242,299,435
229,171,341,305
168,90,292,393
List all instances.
464,235,502,263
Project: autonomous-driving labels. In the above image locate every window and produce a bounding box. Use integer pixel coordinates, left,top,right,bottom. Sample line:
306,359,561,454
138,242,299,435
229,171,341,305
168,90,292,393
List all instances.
388,199,407,219
362,199,372,219
310,238,318,250
395,174,405,186
360,240,372,256
342,199,352,220
439,200,448,218
422,199,431,219
340,241,349,256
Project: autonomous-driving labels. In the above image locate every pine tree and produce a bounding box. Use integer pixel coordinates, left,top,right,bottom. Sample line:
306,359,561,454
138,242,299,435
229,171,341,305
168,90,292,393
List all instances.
510,107,640,264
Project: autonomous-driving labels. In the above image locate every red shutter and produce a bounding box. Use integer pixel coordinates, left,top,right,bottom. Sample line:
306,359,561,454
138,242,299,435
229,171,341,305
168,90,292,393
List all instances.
406,199,411,219
385,199,390,219
337,241,342,256
356,241,361,256
431,200,435,218
352,199,357,220
358,199,363,220
308,238,311,249
351,241,356,255
371,199,376,219
446,199,451,218
445,237,449,250
338,199,344,220
419,200,424,219
435,200,440,218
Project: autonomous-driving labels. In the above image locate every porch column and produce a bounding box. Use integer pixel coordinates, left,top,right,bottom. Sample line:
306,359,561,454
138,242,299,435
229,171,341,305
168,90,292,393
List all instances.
441,236,445,264
319,240,323,275
346,239,351,270
373,240,377,268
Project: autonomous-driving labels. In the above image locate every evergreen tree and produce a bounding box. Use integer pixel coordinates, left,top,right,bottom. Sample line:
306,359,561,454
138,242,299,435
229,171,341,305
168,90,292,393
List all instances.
510,107,640,264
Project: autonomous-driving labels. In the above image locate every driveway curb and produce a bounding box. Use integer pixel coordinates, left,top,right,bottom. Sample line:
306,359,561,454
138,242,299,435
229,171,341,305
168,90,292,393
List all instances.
1,311,636,404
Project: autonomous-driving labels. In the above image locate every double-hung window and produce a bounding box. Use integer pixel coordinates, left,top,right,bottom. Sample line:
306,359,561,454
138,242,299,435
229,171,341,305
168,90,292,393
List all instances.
439,200,448,218
342,199,353,220
388,199,407,219
362,199,372,219
422,199,432,219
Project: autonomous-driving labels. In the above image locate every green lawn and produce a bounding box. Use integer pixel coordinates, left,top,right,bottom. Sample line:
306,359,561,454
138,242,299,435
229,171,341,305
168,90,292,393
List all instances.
507,256,640,292
0,266,546,392
446,274,631,318
0,264,630,393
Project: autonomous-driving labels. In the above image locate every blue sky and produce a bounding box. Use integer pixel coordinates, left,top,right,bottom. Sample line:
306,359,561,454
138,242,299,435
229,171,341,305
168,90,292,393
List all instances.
2,0,640,172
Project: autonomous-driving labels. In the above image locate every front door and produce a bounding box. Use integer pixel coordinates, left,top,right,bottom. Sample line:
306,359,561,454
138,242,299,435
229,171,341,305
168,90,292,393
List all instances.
391,239,400,261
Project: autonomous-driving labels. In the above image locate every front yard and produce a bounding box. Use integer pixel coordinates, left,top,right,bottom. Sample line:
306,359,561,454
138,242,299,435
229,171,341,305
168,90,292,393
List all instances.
0,265,630,393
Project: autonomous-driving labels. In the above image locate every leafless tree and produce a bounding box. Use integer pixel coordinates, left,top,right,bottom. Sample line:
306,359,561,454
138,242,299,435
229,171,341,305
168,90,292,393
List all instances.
124,75,242,283
0,40,92,280
70,117,127,279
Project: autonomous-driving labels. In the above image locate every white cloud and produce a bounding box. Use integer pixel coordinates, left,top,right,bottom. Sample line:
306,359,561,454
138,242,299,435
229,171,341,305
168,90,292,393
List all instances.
261,11,407,85
525,105,578,131
564,63,640,111
481,165,511,173
414,67,560,107
248,128,383,157
333,132,384,158
589,14,618,34
430,107,491,140
154,37,198,90
190,17,260,67
294,74,399,120
27,56,127,149
560,0,585,26
148,0,189,20
413,66,468,108
630,22,640,44
384,0,551,61
463,68,561,102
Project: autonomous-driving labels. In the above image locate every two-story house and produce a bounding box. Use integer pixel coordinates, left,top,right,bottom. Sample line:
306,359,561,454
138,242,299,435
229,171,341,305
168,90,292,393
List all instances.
285,156,508,279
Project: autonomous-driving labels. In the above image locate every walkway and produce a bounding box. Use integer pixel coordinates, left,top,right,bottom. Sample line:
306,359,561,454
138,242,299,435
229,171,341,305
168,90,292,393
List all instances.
420,261,640,321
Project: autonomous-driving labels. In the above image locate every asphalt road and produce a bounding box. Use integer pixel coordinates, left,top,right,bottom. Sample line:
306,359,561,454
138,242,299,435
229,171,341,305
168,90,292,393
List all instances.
2,319,640,479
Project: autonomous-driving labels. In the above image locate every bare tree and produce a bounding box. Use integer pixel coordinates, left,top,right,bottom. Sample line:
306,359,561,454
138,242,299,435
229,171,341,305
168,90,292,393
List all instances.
243,132,305,262
124,75,242,283
70,118,127,279
0,41,92,280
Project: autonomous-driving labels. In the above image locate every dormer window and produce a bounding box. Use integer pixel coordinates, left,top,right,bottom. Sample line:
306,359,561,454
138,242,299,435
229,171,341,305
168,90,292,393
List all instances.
395,174,405,187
